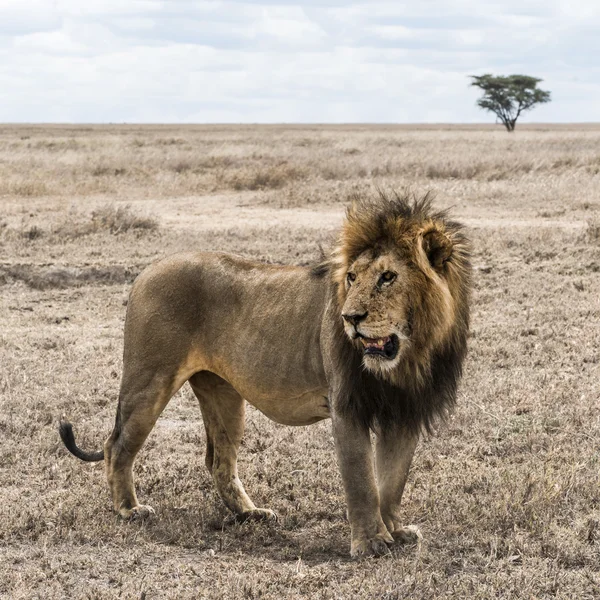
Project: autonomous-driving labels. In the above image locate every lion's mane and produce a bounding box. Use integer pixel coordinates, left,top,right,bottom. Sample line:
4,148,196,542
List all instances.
316,191,472,434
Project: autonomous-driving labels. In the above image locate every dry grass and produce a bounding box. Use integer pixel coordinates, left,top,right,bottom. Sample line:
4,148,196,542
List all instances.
2,123,600,204
586,218,600,244
0,124,599,599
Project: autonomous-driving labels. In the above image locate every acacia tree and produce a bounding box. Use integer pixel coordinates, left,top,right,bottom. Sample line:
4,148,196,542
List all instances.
470,74,551,132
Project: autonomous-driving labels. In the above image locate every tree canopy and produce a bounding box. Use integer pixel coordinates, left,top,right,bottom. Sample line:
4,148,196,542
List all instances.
470,74,551,132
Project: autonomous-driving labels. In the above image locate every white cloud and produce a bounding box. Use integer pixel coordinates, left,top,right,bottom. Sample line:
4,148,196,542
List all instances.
0,1,597,122
55,0,164,18
0,0,62,35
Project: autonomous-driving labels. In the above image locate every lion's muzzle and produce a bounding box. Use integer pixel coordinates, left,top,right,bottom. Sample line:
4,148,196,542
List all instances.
359,334,400,360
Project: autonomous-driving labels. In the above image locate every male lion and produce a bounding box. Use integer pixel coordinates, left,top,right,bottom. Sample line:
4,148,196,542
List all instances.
60,191,471,557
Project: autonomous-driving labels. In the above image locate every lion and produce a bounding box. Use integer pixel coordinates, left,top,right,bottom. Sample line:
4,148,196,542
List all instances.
59,190,471,557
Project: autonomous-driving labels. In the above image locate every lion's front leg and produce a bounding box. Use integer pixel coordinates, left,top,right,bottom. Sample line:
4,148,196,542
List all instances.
331,411,393,558
189,372,276,524
375,428,421,544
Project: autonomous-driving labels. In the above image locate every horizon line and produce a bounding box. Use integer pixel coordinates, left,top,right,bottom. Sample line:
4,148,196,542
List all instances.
1,121,598,127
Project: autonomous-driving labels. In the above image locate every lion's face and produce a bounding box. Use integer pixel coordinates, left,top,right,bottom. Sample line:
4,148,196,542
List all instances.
337,215,461,380
328,191,471,434
341,249,414,373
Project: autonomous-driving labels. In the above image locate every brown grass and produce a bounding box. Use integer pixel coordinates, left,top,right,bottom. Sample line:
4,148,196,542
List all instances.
0,124,599,599
586,218,600,244
2,123,600,202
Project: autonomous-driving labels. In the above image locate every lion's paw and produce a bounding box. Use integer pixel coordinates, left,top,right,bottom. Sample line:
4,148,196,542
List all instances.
120,504,156,521
350,534,392,558
391,525,422,544
231,508,278,524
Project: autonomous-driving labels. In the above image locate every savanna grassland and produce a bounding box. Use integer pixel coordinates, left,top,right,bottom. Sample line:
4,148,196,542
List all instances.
1,124,599,599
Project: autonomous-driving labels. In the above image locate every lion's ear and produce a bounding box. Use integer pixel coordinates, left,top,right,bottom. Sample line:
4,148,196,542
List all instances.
422,229,453,269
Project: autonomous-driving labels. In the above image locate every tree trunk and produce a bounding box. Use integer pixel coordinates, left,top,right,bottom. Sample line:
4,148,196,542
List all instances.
500,116,518,132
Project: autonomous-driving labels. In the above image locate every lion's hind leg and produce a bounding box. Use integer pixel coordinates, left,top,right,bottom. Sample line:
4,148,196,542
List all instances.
189,371,276,523
105,368,186,520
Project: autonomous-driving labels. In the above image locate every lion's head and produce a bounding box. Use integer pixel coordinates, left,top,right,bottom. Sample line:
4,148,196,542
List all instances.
324,190,471,433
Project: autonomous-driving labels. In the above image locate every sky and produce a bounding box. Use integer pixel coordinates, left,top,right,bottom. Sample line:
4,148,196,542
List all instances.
0,0,598,123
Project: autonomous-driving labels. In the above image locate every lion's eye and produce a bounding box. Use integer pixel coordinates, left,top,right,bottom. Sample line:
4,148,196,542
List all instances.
347,272,356,284
379,271,396,286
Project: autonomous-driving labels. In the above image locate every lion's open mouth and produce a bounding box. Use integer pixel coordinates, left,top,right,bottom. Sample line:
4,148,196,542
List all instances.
359,334,399,360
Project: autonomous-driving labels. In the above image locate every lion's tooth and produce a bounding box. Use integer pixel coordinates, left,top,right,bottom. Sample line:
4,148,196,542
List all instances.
378,339,383,345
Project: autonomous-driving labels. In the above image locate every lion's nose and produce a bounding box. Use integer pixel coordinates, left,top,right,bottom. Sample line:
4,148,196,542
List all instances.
342,311,368,327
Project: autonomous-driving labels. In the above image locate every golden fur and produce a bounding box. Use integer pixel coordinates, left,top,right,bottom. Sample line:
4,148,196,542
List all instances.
60,190,472,557
326,191,471,434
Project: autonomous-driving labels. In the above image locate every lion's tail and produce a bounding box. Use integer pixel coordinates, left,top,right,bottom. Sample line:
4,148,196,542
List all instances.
59,419,105,462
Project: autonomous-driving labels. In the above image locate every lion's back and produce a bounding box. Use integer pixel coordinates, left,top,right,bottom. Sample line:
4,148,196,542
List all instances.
122,252,329,385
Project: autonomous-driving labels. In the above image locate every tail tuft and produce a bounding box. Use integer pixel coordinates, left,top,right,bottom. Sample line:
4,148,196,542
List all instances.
59,419,105,462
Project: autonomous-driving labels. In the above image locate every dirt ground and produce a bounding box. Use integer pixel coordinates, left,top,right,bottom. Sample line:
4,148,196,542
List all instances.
0,124,599,599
